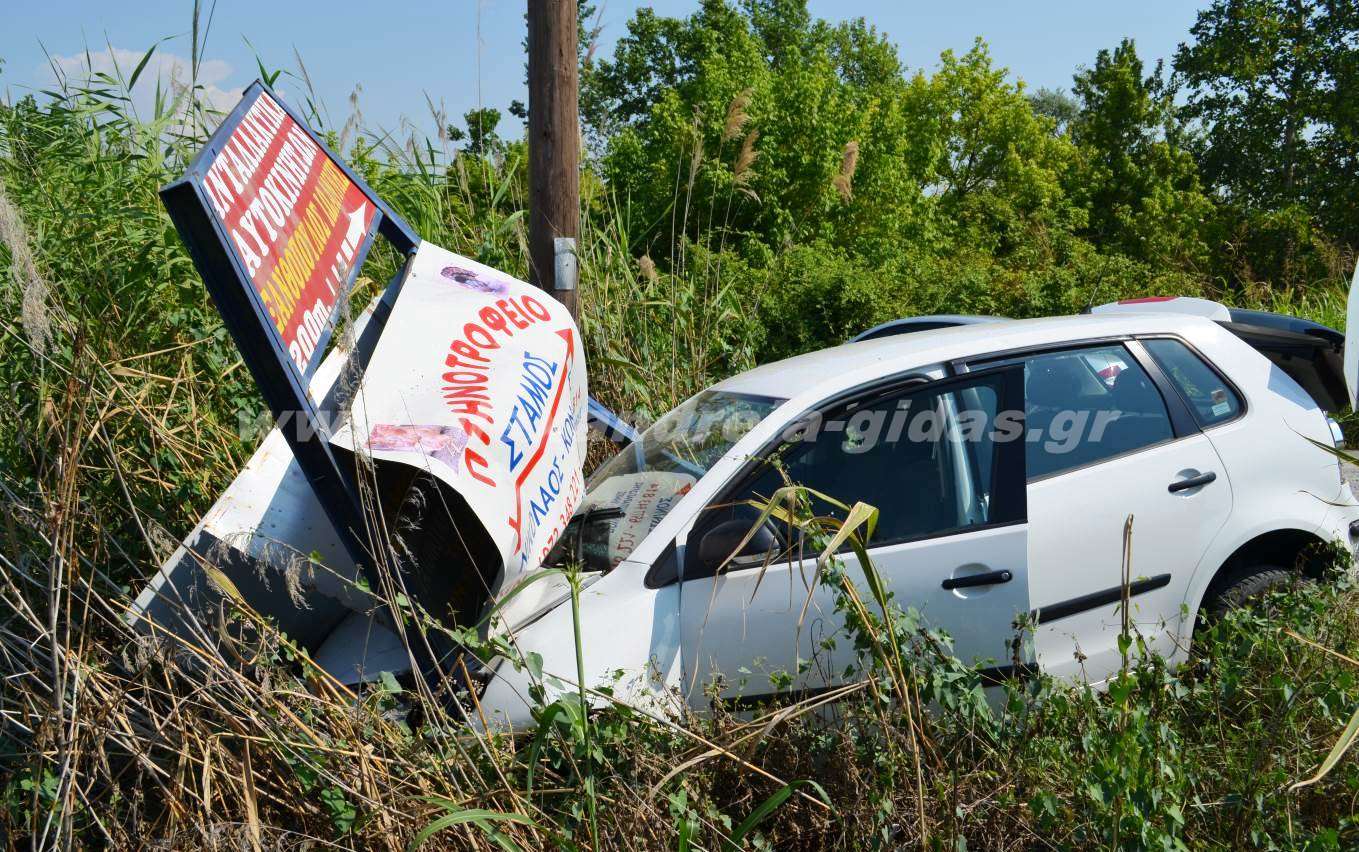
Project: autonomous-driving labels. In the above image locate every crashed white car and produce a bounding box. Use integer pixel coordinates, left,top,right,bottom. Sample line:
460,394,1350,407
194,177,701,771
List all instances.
472,311,1359,725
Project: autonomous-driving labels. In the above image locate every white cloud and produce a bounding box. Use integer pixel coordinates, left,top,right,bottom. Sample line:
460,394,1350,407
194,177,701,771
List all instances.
45,45,243,121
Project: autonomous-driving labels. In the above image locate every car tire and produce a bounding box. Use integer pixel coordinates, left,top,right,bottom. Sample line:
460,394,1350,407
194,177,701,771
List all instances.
1201,564,1298,620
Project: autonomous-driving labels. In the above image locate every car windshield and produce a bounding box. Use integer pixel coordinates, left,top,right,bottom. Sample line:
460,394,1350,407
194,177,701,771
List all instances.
545,390,784,573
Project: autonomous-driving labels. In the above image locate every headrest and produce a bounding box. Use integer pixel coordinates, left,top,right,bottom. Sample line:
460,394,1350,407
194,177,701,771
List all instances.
1109,368,1163,415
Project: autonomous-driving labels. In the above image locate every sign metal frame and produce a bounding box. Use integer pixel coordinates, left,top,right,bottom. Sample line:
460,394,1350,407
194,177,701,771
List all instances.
160,79,418,570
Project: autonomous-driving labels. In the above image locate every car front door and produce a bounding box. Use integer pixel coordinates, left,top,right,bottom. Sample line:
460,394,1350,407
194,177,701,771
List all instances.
976,341,1233,685
674,365,1031,707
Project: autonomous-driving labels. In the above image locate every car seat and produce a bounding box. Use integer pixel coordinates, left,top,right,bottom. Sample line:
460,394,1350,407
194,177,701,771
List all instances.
1103,368,1173,454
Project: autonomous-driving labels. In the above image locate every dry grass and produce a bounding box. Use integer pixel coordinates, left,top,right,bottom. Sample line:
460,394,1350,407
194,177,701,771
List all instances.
734,131,759,189
0,177,56,356
832,141,858,203
722,89,753,143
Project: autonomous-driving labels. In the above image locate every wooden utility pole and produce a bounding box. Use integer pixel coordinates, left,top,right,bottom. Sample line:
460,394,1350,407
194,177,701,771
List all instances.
526,0,580,320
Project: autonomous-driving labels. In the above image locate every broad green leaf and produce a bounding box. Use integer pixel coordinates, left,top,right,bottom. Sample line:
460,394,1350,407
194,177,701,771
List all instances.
408,800,534,851
725,779,830,851
127,43,159,91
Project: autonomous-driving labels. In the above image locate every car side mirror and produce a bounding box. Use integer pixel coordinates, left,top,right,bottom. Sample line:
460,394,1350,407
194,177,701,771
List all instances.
697,518,780,573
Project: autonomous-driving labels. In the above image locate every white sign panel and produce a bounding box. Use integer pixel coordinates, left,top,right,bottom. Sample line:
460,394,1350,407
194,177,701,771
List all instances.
331,242,588,593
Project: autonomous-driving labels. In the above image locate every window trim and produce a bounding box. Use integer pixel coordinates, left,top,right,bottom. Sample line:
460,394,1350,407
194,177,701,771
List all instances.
950,334,1136,374
1122,339,1199,437
1135,333,1249,431
668,364,1028,586
643,541,680,588
963,337,1202,483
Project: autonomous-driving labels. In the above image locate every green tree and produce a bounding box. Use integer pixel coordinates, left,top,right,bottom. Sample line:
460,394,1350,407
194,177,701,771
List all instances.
1028,87,1079,133
926,42,1081,256
583,2,1090,270
1069,39,1210,266
1311,0,1359,249
458,107,503,156
583,0,934,264
1174,1,1348,220
1174,0,1359,282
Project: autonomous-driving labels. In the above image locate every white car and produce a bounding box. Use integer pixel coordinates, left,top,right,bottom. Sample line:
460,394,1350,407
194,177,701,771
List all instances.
476,311,1359,726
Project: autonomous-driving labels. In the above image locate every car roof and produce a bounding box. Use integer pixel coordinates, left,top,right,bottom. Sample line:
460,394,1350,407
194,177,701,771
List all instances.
850,314,1005,342
714,312,1217,400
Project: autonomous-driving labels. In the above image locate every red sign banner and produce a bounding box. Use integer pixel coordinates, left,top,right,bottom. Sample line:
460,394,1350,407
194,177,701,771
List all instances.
199,91,376,374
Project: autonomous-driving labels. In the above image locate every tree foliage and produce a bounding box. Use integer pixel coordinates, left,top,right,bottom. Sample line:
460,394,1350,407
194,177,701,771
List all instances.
1068,39,1211,267
1176,0,1359,248
573,0,1357,357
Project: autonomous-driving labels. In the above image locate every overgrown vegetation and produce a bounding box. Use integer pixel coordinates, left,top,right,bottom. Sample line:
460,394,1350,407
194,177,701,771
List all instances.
3,0,1359,848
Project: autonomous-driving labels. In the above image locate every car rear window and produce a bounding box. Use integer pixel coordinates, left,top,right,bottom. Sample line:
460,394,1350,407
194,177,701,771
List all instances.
1142,338,1242,426
1016,345,1174,479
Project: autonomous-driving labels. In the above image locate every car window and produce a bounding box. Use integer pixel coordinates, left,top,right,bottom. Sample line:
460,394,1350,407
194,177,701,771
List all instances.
545,390,783,573
1142,338,1243,426
1247,343,1342,413
713,374,1015,551
1006,344,1174,479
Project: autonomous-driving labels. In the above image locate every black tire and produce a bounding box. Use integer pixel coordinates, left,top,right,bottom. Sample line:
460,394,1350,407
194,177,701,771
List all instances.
1201,564,1297,621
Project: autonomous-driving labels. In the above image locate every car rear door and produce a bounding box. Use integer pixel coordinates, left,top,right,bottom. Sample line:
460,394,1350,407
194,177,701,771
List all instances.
674,365,1032,707
974,341,1233,685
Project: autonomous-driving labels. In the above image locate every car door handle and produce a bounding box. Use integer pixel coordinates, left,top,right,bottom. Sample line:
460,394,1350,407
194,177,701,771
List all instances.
941,570,1013,590
1168,471,1217,493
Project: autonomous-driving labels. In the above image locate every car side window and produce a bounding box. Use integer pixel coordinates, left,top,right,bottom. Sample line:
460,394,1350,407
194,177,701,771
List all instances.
1142,338,1243,427
1011,344,1174,479
705,371,1022,555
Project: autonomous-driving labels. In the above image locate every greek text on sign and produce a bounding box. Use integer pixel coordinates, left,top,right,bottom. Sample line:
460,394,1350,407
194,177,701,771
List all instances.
201,92,376,373
330,242,589,602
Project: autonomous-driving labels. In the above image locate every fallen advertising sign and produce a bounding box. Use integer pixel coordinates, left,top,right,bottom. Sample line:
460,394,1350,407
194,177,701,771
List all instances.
330,242,588,593
199,89,377,376
141,80,594,678
159,81,419,581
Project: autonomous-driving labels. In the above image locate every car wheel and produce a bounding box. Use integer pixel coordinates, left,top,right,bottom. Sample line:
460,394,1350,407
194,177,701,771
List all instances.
1201,564,1299,621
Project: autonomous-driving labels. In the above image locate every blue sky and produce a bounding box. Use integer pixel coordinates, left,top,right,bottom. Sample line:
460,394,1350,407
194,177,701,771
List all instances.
1,1,1206,140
